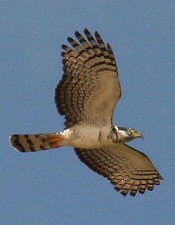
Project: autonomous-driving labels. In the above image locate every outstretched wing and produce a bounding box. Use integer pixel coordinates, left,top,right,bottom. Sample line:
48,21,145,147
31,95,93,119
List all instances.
55,29,122,128
75,144,163,196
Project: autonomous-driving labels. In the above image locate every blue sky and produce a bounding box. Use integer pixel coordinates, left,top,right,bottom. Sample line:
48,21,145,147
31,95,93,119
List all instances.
1,1,174,224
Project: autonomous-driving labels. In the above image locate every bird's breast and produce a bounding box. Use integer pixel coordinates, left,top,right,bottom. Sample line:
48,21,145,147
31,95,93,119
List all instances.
62,125,112,149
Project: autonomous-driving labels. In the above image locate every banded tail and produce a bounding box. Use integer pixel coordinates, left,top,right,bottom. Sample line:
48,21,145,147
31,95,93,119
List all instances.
10,133,64,152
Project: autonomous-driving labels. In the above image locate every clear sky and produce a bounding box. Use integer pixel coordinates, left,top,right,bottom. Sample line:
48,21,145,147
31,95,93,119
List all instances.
1,1,174,225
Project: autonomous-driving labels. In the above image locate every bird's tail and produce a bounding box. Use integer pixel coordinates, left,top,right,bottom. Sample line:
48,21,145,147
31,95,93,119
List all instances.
10,133,65,152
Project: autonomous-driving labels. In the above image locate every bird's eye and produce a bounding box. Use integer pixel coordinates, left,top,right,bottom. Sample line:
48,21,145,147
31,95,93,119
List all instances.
127,129,132,135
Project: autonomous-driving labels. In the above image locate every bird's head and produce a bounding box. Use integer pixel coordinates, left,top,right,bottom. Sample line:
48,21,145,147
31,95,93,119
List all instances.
116,126,143,143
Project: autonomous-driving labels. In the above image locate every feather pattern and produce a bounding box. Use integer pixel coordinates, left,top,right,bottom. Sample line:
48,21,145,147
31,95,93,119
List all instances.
55,29,122,128
75,144,163,196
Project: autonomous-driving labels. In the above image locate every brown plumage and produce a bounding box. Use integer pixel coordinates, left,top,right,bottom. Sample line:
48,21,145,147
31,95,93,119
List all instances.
10,29,163,196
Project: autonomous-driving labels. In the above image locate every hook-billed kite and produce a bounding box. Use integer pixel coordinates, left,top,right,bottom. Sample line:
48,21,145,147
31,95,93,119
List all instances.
10,29,163,196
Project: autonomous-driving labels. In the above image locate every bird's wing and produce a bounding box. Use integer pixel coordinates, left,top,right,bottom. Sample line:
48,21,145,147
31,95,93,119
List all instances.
74,144,163,196
55,29,122,128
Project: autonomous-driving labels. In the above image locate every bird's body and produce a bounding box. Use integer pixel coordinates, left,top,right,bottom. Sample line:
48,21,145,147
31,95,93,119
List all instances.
10,29,163,196
62,125,114,148
11,125,136,151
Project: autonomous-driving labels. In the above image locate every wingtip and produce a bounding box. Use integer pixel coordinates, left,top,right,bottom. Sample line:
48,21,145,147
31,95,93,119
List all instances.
75,30,81,38
84,28,91,35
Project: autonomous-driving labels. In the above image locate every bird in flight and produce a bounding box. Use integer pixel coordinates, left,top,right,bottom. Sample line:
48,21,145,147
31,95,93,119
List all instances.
10,29,163,196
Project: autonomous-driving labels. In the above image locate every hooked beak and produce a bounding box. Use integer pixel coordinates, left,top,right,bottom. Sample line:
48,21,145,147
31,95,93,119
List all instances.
133,131,144,140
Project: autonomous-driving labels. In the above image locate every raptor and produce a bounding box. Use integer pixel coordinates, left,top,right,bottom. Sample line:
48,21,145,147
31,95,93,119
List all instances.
10,29,163,196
